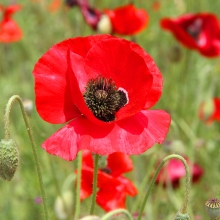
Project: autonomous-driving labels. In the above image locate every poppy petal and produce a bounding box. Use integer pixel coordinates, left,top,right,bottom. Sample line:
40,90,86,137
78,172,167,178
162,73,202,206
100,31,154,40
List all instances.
84,37,153,120
107,152,133,176
117,176,138,196
130,42,163,109
33,35,111,124
42,110,170,160
97,184,127,211
105,4,148,35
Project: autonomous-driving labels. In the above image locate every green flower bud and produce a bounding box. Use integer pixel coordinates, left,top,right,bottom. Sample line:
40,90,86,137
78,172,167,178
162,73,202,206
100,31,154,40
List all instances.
205,198,220,219
173,212,190,220
0,139,19,181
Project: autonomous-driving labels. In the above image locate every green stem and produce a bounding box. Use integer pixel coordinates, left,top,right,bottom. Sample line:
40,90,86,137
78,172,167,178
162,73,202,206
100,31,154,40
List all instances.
101,209,133,220
137,154,190,220
48,156,69,217
3,95,50,220
90,154,99,215
74,151,82,220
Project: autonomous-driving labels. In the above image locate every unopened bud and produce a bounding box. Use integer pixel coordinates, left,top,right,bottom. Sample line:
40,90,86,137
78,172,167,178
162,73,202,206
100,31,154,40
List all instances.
173,212,190,220
0,139,19,181
97,14,112,34
205,198,220,219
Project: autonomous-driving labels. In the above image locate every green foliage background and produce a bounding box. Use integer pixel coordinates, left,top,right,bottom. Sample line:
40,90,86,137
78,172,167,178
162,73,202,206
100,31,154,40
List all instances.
1,0,220,219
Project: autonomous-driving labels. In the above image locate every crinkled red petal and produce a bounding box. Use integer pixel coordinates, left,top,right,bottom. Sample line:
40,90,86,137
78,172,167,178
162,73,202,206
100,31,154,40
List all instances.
33,35,111,124
42,110,170,160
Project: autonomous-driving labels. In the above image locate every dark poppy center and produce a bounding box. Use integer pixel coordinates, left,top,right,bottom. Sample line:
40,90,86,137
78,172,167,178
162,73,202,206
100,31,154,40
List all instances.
83,76,128,122
186,18,203,40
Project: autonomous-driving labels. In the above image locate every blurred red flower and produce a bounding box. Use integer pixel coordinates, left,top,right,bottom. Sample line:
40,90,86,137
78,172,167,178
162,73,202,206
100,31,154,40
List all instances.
48,0,61,12
104,4,148,35
160,13,220,57
152,1,161,12
0,4,22,43
66,1,148,35
199,98,220,124
33,34,170,160
156,157,204,188
79,150,137,211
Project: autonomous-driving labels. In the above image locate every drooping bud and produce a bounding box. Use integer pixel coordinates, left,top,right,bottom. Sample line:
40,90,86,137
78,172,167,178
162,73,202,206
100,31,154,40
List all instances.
205,198,220,219
173,212,190,220
0,139,19,181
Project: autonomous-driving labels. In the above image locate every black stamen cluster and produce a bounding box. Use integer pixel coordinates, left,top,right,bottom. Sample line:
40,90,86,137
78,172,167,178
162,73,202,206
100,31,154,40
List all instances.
83,77,127,122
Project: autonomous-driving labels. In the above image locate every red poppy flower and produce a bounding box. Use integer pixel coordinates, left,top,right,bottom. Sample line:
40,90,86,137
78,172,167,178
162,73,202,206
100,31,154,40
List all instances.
156,157,204,188
104,4,148,35
160,13,220,57
78,150,137,211
33,34,170,160
0,4,22,43
199,98,220,124
66,1,148,35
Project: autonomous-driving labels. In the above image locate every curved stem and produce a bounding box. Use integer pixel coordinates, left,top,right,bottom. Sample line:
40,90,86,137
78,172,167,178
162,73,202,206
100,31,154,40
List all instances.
74,151,82,220
137,154,190,220
3,95,49,220
90,154,99,215
101,209,133,220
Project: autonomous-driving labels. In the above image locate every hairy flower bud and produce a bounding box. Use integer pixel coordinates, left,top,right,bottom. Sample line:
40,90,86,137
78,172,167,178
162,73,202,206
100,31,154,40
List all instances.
173,212,190,220
0,139,19,181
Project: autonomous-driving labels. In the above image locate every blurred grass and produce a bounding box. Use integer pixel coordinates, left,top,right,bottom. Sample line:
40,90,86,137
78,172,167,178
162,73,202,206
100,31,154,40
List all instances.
1,0,220,219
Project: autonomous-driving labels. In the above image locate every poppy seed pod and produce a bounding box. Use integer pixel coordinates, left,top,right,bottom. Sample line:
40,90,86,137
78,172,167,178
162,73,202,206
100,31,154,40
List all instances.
173,212,190,220
205,198,220,219
0,139,19,181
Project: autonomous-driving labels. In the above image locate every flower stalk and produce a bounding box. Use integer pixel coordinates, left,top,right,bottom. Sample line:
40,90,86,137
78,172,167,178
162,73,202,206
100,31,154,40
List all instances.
90,154,100,214
3,95,49,220
74,151,83,220
137,154,191,220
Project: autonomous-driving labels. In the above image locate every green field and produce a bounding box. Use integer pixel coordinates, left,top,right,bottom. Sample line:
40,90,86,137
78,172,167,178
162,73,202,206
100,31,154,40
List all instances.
1,0,220,219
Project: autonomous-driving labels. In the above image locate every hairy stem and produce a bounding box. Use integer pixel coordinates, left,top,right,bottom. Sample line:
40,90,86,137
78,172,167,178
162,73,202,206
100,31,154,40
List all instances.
137,154,190,220
90,154,99,214
4,95,49,220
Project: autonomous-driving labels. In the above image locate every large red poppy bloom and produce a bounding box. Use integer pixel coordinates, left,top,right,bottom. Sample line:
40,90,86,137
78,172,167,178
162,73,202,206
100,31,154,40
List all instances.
79,150,137,211
156,157,204,188
199,98,220,124
0,4,22,43
160,13,220,57
33,34,170,161
105,4,148,35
